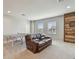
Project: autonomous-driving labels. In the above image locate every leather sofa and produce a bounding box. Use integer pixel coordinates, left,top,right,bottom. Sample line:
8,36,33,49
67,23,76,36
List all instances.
25,33,52,53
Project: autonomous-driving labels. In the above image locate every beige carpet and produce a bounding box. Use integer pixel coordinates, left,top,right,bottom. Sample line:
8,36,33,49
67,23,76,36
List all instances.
4,40,75,59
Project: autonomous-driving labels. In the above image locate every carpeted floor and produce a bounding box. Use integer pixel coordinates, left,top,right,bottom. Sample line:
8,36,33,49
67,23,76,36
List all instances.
3,40,75,59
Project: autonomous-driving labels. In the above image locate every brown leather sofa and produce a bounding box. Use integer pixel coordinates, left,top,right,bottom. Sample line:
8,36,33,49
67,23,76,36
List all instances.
25,34,52,53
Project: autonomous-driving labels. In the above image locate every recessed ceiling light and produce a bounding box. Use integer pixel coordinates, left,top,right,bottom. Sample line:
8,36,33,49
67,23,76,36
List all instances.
8,11,11,13
67,6,71,9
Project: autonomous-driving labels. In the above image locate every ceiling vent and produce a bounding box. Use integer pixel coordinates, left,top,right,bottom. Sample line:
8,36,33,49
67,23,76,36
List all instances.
57,0,64,2
21,14,26,16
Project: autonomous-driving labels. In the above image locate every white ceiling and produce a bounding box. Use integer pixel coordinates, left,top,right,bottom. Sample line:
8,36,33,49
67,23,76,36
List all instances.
3,0,75,20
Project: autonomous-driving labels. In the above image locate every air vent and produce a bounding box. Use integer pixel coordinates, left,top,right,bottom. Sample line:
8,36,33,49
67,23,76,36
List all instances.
57,0,64,2
21,14,26,16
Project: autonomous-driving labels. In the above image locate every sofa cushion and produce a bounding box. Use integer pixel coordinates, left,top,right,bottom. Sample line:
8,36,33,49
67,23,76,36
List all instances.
31,34,37,39
33,38,51,45
44,39,51,42
36,33,41,39
33,39,45,44
41,35,45,39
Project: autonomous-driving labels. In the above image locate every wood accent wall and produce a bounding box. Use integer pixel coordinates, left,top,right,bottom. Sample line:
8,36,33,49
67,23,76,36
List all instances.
64,12,75,43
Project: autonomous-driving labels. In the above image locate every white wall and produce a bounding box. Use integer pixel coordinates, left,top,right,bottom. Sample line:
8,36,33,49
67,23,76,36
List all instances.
30,21,35,34
3,15,30,35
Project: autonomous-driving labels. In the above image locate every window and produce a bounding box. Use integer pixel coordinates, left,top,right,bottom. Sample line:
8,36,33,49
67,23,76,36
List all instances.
37,22,43,33
48,21,56,34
